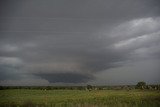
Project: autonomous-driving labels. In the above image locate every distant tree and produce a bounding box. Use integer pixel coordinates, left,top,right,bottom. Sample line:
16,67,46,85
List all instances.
136,81,146,89
46,86,51,90
87,85,92,91
0,86,4,90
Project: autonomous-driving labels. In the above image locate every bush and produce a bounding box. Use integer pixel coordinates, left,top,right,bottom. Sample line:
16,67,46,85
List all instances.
136,81,146,89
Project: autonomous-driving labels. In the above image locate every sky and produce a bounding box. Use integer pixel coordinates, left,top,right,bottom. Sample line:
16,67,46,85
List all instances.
0,0,160,86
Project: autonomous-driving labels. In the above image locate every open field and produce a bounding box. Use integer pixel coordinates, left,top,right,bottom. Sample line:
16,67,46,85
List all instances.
0,89,160,107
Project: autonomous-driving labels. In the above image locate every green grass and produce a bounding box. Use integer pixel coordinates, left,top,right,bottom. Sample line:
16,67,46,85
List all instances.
0,89,160,107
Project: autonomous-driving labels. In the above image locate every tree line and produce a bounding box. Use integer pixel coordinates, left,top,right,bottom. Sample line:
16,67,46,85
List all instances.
0,82,159,90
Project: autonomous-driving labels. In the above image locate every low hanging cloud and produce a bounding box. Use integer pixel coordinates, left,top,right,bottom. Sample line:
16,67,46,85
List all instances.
36,73,94,83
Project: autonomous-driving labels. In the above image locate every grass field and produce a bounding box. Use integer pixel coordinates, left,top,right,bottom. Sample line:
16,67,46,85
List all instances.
0,89,160,107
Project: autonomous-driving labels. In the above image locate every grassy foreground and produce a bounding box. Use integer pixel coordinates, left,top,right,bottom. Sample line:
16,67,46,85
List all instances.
0,89,160,107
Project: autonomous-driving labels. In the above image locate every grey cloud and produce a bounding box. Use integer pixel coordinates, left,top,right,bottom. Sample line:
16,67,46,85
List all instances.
0,65,21,80
111,17,160,61
0,0,159,18
110,17,160,41
0,0,160,85
93,59,160,85
35,72,94,83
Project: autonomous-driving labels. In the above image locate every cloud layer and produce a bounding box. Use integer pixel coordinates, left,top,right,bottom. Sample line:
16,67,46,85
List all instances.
0,0,160,85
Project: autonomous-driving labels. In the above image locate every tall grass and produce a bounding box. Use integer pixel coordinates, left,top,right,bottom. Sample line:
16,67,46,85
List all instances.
0,89,160,107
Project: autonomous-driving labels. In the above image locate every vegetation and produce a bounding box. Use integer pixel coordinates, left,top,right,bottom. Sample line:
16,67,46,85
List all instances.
86,84,92,91
0,89,160,107
136,81,146,89
0,82,160,107
0,84,159,91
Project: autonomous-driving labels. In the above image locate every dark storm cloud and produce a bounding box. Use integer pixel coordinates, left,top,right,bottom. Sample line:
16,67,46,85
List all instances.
0,0,159,18
0,0,160,85
36,72,94,83
0,65,20,80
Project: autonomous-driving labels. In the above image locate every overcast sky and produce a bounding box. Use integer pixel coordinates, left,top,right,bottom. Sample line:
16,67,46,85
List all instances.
0,0,160,86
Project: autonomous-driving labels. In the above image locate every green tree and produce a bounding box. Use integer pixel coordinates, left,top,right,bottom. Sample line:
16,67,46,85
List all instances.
87,85,92,91
136,81,146,89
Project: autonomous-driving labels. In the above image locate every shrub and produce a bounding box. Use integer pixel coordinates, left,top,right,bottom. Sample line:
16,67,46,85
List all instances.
136,81,146,89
